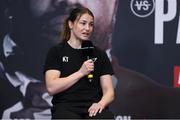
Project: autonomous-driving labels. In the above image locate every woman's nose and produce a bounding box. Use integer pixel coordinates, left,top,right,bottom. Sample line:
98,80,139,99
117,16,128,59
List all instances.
85,25,91,31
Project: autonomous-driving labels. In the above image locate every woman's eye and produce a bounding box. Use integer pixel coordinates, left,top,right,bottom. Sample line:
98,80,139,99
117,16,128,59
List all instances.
90,23,94,27
82,23,86,25
80,22,86,25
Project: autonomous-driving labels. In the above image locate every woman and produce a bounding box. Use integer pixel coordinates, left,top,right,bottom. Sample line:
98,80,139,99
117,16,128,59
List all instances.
44,7,114,119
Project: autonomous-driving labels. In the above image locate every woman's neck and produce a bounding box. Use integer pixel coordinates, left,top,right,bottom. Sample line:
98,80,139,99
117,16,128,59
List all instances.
67,39,81,49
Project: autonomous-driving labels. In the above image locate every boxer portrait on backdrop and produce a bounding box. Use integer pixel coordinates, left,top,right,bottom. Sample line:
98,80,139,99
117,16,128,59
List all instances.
1,0,180,119
0,0,118,119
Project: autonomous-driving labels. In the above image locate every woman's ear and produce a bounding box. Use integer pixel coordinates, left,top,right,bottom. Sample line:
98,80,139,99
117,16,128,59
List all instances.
68,21,73,30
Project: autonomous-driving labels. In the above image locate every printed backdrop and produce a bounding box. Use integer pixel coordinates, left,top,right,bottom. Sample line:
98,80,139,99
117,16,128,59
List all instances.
0,0,180,119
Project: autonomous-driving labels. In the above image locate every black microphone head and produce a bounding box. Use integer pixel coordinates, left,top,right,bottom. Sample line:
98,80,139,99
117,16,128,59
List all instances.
81,41,94,59
82,40,94,48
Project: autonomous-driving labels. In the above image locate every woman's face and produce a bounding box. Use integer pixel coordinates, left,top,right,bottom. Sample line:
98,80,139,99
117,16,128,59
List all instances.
69,13,94,41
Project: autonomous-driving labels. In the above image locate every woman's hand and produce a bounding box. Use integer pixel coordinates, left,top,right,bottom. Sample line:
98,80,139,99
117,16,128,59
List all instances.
88,103,104,117
78,59,94,76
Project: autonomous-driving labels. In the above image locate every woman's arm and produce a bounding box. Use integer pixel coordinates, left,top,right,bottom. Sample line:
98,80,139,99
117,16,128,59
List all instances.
45,70,83,96
99,74,115,108
88,74,114,117
45,59,94,95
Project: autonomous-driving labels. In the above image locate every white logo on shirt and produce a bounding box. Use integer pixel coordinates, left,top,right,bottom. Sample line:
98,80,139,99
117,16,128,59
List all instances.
62,56,69,62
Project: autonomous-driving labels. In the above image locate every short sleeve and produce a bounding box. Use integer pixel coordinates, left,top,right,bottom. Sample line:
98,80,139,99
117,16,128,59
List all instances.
100,51,114,76
43,47,61,74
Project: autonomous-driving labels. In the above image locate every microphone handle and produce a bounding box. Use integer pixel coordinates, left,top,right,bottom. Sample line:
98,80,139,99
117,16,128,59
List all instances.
88,74,93,82
87,56,93,82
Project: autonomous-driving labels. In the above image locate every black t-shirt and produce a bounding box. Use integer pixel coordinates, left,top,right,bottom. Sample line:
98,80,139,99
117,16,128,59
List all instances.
44,41,113,105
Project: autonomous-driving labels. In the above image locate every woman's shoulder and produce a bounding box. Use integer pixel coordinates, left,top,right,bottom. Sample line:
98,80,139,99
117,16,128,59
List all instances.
46,42,67,55
94,45,106,55
50,41,66,50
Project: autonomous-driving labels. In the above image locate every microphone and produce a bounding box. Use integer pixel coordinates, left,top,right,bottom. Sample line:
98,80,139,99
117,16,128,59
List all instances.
81,40,94,82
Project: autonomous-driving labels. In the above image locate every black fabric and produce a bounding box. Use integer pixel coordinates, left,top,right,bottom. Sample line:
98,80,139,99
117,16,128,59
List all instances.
51,103,114,119
99,50,114,76
44,41,114,118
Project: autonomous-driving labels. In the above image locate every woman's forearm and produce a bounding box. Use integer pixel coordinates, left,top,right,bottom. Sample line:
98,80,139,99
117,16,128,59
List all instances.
98,88,114,108
46,71,84,95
